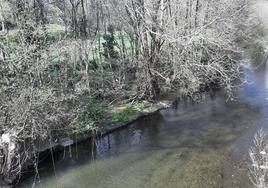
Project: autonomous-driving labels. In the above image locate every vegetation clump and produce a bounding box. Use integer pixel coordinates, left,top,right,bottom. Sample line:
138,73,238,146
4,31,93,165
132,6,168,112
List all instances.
73,104,105,134
112,101,150,124
112,106,137,124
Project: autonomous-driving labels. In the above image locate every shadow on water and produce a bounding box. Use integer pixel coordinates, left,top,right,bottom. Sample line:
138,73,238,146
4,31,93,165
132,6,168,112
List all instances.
18,60,268,188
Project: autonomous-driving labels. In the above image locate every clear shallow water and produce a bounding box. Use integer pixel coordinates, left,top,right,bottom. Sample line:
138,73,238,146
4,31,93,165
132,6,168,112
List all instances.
19,62,268,188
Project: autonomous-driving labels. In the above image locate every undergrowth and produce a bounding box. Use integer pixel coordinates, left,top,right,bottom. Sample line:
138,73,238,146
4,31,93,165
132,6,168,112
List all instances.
73,104,105,133
112,101,150,124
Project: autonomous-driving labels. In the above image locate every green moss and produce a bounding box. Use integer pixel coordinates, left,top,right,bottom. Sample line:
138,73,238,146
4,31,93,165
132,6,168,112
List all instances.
112,105,137,124
111,101,150,124
132,101,151,111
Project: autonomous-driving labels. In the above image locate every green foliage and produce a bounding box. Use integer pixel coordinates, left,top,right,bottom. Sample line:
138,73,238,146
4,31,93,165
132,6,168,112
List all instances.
132,101,151,111
112,105,137,124
222,55,233,65
46,24,65,34
74,104,104,133
80,105,104,123
102,25,119,59
44,64,60,77
89,59,98,70
111,101,150,124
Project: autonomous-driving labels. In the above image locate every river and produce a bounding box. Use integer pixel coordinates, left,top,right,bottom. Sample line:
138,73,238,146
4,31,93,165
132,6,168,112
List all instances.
17,56,268,188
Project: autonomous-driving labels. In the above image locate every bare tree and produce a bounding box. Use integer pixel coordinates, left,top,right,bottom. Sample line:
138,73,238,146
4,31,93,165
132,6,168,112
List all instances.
249,129,268,188
120,0,254,99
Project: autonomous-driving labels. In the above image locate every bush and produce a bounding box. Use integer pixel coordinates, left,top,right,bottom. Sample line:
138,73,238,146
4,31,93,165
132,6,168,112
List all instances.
74,104,104,133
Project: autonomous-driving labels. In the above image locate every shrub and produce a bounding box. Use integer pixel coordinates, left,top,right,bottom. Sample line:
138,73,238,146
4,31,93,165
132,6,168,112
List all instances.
74,104,104,133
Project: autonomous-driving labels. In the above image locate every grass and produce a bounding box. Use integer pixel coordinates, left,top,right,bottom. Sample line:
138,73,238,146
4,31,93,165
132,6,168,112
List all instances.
2,23,135,67
88,30,133,62
73,104,105,133
72,101,151,133
46,24,65,34
111,101,151,124
44,24,134,62
112,105,137,124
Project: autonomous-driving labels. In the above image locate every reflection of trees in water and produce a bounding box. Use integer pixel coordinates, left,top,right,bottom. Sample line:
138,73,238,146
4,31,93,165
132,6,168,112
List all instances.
136,112,165,147
103,112,165,152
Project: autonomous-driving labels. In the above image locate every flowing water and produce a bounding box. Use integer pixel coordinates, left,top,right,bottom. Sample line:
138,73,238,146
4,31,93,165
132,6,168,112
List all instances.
17,58,268,188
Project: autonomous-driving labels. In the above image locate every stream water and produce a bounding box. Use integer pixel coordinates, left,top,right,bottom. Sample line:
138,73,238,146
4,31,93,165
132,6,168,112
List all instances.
19,59,268,188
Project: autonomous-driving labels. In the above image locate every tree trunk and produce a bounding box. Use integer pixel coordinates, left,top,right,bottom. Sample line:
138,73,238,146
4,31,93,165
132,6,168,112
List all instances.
37,0,46,25
81,0,87,38
194,0,200,28
148,39,161,99
70,0,80,37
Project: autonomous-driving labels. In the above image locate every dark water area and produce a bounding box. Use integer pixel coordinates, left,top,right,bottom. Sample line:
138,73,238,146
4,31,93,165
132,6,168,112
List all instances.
18,60,268,188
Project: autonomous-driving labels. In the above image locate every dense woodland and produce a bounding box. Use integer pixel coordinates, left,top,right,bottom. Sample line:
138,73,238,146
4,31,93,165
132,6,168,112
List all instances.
0,0,259,184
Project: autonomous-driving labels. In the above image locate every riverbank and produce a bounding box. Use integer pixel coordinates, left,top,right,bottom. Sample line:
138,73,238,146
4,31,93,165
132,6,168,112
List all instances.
37,98,175,153
1,96,178,186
